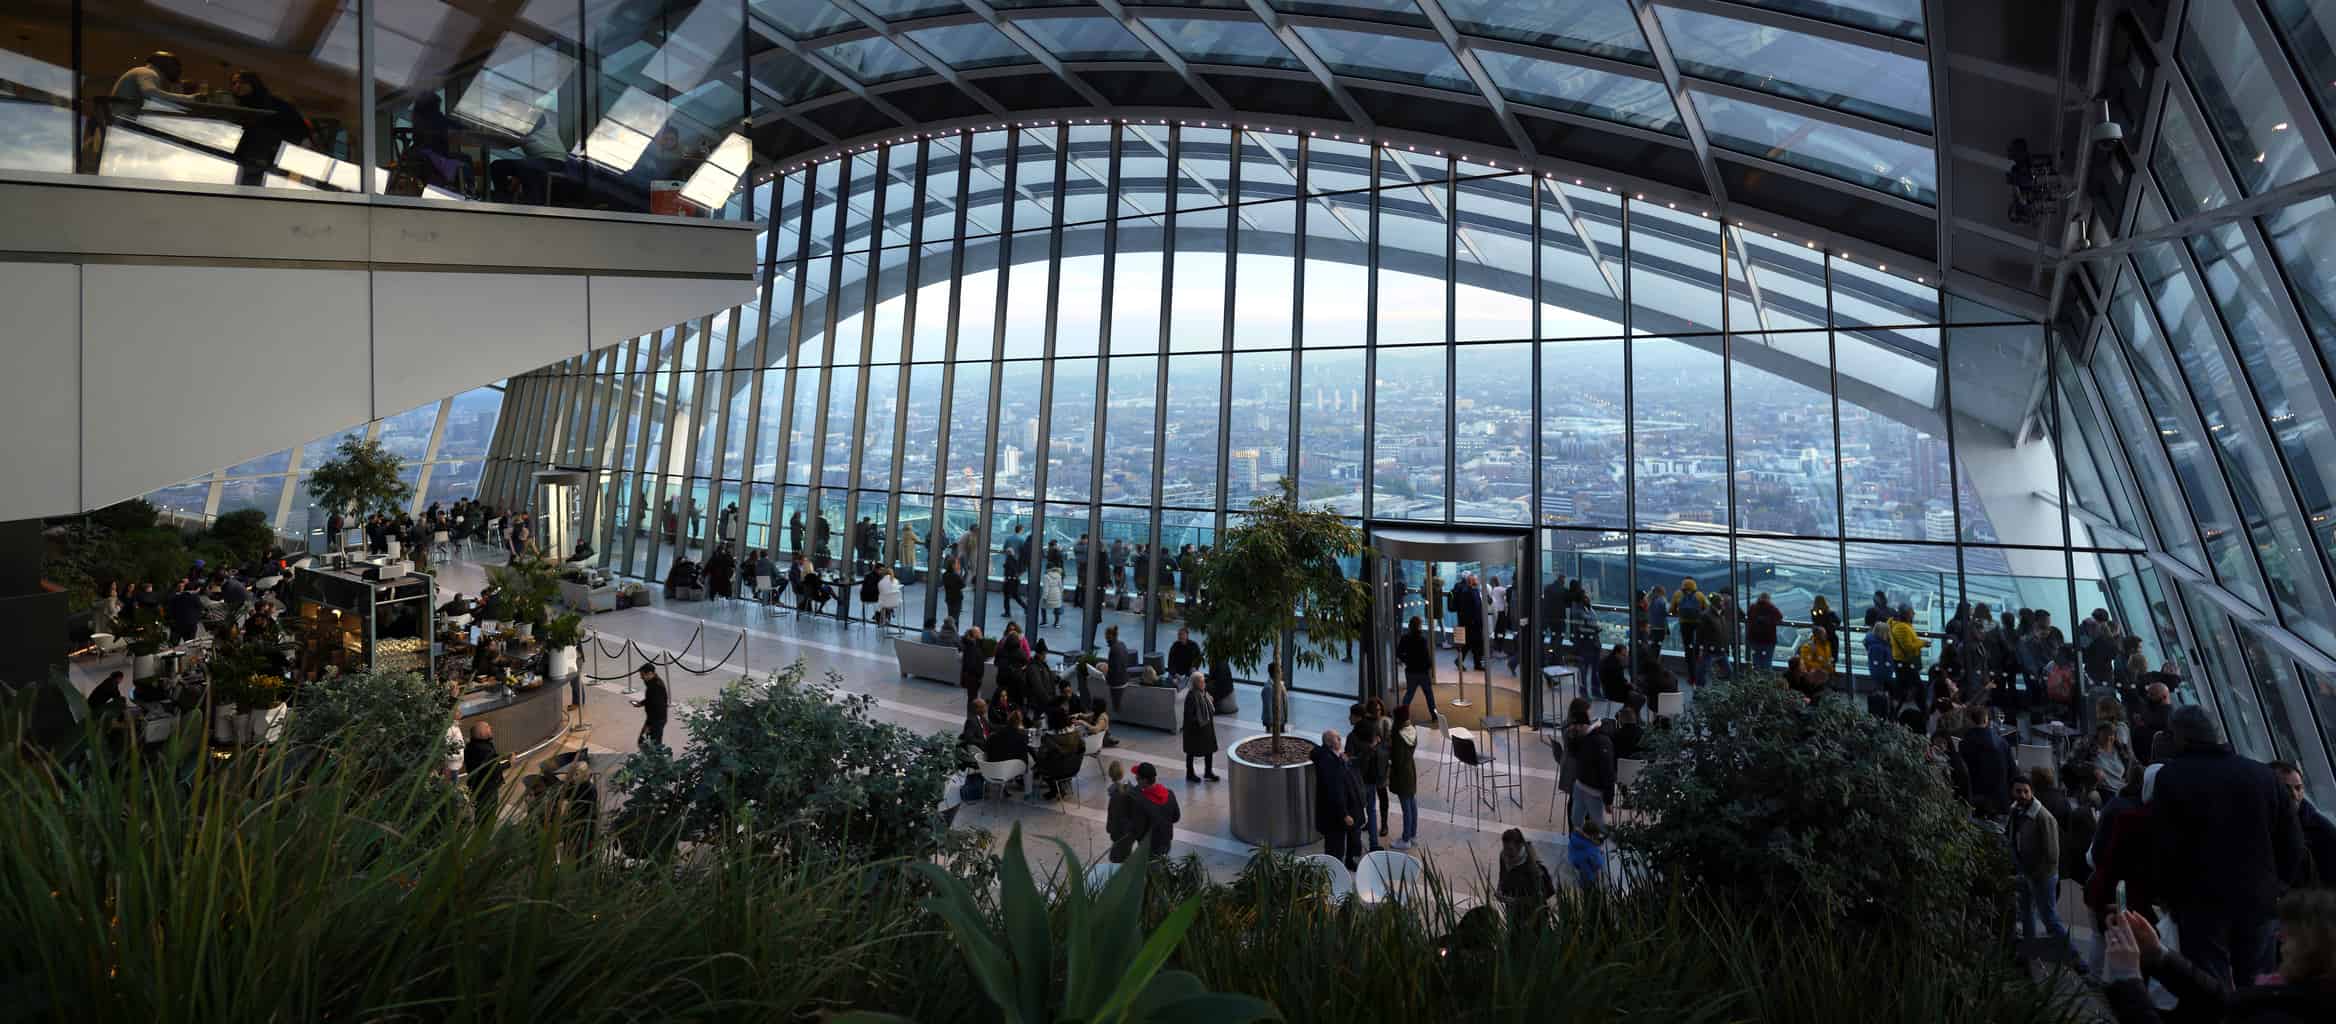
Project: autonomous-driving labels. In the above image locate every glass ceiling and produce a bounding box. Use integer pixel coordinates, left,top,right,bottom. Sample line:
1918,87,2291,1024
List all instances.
757,0,1944,212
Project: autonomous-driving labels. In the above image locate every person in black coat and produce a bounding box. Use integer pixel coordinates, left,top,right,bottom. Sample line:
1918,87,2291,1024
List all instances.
981,709,1033,769
1957,704,2012,817
463,721,504,806
1167,628,1202,679
941,559,966,625
165,583,203,644
1312,731,1364,868
958,626,987,711
2152,707,2309,988
1450,574,1487,671
1182,678,1219,781
1396,616,1436,718
629,665,670,750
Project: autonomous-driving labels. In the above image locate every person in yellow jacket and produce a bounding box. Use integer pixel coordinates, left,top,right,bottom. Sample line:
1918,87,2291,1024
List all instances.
1886,608,1927,701
1795,627,1836,688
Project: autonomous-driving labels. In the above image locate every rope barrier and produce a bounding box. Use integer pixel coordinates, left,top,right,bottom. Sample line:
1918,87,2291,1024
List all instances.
577,623,751,682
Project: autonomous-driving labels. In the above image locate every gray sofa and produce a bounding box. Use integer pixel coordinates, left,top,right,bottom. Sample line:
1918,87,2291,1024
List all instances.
1112,681,1186,732
896,637,997,699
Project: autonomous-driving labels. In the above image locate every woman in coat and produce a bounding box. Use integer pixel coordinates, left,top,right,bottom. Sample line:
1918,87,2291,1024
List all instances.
876,567,903,627
1389,706,1420,848
1182,676,1219,781
1040,565,1064,627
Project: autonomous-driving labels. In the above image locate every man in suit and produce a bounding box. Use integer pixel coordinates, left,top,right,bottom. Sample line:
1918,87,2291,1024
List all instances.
1451,573,1487,672
165,582,204,644
1312,731,1366,870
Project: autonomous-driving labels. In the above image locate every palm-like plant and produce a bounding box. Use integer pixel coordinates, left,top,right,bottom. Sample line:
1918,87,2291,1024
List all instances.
1188,478,1366,741
839,824,1278,1024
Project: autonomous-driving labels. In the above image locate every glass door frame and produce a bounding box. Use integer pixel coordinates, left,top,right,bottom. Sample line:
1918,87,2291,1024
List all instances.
1359,522,1541,723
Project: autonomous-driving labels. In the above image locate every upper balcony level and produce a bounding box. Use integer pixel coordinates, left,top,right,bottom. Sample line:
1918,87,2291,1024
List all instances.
3,0,759,220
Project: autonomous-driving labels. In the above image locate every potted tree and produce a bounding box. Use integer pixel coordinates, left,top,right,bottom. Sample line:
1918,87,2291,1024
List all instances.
542,612,584,682
304,437,411,554
1189,478,1367,847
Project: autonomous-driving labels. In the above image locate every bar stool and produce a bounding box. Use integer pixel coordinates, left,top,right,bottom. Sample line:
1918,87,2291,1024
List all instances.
1447,729,1500,830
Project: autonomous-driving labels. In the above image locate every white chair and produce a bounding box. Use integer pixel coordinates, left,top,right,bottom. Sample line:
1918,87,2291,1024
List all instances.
1298,853,1355,903
1082,730,1106,775
1655,690,1685,719
1354,850,1424,904
1084,860,1119,894
980,757,1030,799
1615,758,1647,810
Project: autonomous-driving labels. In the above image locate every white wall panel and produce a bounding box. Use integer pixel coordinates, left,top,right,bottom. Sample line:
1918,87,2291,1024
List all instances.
589,275,757,349
372,272,588,415
0,263,83,519
80,265,370,510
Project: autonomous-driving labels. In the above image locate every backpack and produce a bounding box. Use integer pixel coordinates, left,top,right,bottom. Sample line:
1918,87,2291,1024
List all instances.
959,772,986,802
1675,592,1704,623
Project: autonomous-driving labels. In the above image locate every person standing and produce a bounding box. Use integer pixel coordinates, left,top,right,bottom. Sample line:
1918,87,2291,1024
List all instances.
2152,706,2308,987
2272,761,2336,886
1745,592,1783,673
1673,578,1707,687
1958,704,2012,817
1348,717,1387,853
1312,731,1363,869
1041,563,1064,628
1567,699,1617,831
227,70,309,187
1105,625,1133,692
1396,616,1436,719
1104,761,1141,863
1389,707,1420,849
1167,627,1202,679
942,558,966,626
2011,776,2077,966
1001,526,1026,618
630,665,669,750
957,626,987,712
1451,573,1487,672
1182,675,1219,781
1130,763,1180,858
1498,828,1558,913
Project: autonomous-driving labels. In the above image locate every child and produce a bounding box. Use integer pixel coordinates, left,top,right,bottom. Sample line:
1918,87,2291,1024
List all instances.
1568,818,1608,888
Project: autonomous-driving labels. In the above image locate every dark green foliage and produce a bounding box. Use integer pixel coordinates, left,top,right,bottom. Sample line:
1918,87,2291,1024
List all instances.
280,669,457,787
305,436,411,521
88,498,159,533
1189,478,1366,733
487,555,560,629
612,661,960,863
1613,671,2010,933
207,508,277,564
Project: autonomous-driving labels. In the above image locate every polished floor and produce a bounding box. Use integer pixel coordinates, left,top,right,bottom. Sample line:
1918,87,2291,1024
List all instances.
425,556,1591,896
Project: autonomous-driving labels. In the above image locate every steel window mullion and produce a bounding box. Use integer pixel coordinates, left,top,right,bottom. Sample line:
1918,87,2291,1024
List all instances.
1031,124,1068,625
1287,132,1307,511
807,166,856,524
1718,231,1738,630
1085,124,1126,649
672,318,713,553
974,130,1020,632
1360,142,1378,523
924,133,973,629
1620,196,1637,682
885,141,929,581
1444,158,1457,524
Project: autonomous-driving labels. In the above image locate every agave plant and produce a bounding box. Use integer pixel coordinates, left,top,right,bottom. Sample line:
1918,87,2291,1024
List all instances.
838,824,1278,1024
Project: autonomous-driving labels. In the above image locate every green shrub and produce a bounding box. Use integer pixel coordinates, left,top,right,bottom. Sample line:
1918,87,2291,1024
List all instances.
1613,672,2008,934
208,508,277,564
282,669,457,786
88,498,159,533
613,661,959,864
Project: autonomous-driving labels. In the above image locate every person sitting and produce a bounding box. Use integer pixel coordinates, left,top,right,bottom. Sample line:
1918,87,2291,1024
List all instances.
985,690,1020,732
1610,702,1646,760
959,699,992,749
1567,819,1608,889
1598,644,1633,703
981,710,1034,775
1035,721,1085,799
1077,697,1112,738
87,671,127,716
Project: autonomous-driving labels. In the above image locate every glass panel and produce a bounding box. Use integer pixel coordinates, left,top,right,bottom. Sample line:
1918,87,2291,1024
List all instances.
2257,198,2336,401
1298,349,1366,515
1690,89,1937,205
1539,182,1626,337
1437,0,1654,62
1372,345,1446,519
2183,602,2275,761
2087,331,2210,571
1111,222,1165,354
785,366,820,484
1016,14,1152,61
1233,200,1296,349
1118,125,1170,216
1630,336,1726,527
1305,137,1373,195
911,242,955,361
995,361,1042,499
1291,25,1473,92
1101,357,1157,504
1227,351,1291,509
378,400,441,460
1654,5,1929,130
944,362,991,494
1539,339,1627,527
1141,16,1302,69
751,1,857,38
860,365,900,489
1729,334,1839,536
1454,342,1531,522
1474,51,1680,133
1454,176,1534,341
1733,538,1845,673
438,386,504,460
1302,190,1371,346
226,448,294,477
577,1,750,214
1630,201,1723,336
1377,175,1448,345
2266,0,2336,136
2150,93,2233,220
1846,540,1958,666
1163,355,1222,509
902,22,1031,70
816,35,924,84
1944,321,2058,546
1045,359,1097,504
903,364,944,492
216,476,284,525
2180,0,2325,197
1735,1,1925,40
1170,207,1228,351
0,22,74,174
1002,229,1051,359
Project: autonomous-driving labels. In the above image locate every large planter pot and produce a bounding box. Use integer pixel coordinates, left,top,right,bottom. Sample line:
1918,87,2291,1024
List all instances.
241,705,286,744
1228,733,1319,849
548,645,579,680
514,622,535,640
132,653,159,681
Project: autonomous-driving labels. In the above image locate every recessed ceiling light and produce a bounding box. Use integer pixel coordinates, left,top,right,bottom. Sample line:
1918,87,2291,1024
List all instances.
2273,122,2290,131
